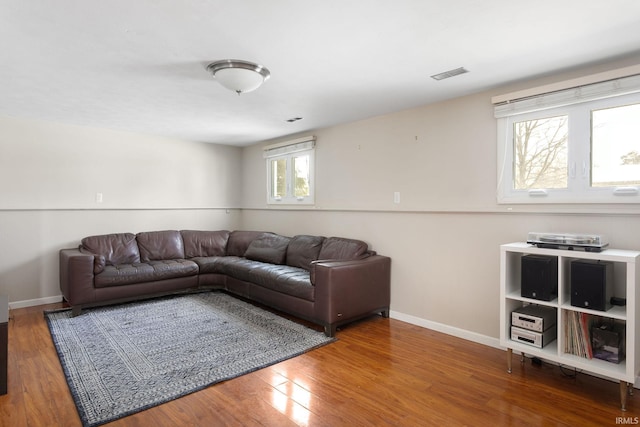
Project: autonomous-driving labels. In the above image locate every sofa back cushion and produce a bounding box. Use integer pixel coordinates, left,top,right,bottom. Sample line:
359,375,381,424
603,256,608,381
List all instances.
136,230,185,261
81,233,140,267
244,233,290,265
181,230,229,258
318,237,370,261
226,230,267,257
286,235,325,271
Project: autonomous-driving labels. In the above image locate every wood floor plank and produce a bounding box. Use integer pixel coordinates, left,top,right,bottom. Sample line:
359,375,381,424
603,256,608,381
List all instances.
0,302,638,427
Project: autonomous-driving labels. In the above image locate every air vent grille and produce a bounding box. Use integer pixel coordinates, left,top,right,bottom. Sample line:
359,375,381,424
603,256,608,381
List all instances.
430,67,469,81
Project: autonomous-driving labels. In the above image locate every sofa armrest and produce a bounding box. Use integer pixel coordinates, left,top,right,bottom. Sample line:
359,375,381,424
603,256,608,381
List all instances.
312,255,391,326
59,248,97,307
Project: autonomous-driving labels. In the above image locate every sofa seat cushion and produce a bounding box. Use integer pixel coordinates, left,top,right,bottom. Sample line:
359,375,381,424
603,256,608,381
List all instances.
192,256,313,301
246,263,314,301
191,256,252,276
191,256,231,274
94,259,198,288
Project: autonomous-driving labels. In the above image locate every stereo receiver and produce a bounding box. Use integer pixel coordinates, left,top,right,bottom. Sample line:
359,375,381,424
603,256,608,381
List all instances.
511,305,556,333
511,326,557,348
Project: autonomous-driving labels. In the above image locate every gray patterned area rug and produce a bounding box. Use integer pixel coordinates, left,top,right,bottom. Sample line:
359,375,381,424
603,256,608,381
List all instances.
46,292,335,427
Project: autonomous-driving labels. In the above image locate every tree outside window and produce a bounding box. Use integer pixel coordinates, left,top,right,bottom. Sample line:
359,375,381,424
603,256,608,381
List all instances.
513,116,568,190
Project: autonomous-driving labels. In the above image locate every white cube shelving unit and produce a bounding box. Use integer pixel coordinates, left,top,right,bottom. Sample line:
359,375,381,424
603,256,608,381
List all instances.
500,242,640,410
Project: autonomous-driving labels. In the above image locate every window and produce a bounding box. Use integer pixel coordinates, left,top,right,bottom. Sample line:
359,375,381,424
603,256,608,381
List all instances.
264,136,315,204
592,103,640,188
495,72,640,204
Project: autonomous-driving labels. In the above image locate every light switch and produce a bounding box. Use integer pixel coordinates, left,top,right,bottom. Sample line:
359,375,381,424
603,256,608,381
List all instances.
393,192,400,204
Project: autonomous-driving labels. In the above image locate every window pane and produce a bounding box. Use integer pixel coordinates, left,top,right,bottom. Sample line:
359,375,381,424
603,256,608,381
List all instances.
293,154,310,197
513,116,568,189
270,158,286,198
591,103,640,188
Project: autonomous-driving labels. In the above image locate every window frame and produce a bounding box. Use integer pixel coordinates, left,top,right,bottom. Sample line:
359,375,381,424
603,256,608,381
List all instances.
264,136,315,205
496,78,640,205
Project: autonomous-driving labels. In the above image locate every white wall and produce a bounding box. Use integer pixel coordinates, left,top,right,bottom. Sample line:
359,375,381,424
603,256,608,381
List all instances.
240,55,640,342
0,116,243,305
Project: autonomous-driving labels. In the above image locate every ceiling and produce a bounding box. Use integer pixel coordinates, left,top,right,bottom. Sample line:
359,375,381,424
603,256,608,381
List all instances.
2,1,640,146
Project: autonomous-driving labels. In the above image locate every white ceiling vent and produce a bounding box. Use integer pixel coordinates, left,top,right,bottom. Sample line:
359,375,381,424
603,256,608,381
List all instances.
430,67,469,81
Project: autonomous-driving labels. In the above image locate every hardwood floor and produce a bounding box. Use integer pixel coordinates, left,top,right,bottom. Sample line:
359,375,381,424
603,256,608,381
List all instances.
1,301,637,426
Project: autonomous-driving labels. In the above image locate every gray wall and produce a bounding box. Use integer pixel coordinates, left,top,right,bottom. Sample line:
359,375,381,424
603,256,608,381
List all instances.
240,54,640,343
0,117,243,305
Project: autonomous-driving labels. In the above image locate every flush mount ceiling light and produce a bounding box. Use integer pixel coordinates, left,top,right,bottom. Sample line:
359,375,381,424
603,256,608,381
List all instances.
207,59,271,95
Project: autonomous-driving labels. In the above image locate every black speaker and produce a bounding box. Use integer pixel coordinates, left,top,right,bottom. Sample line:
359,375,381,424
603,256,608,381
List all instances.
571,260,613,311
521,255,558,301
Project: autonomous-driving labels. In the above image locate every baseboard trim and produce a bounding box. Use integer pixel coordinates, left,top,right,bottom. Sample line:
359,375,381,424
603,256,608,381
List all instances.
9,295,63,310
389,310,500,349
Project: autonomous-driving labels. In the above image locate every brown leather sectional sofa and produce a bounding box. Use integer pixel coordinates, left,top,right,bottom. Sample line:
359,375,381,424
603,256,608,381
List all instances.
59,230,391,336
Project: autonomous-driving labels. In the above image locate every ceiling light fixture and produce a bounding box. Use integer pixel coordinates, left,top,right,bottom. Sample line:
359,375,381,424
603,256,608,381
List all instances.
430,67,469,81
207,59,271,95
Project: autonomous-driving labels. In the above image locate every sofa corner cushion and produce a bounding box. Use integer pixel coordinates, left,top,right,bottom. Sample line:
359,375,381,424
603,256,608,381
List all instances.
181,230,230,258
244,233,290,265
286,235,325,271
318,236,370,260
136,230,185,261
81,232,140,267
227,230,267,257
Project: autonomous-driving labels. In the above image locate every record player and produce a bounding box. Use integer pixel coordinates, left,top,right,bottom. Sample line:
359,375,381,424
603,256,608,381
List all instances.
527,232,608,252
